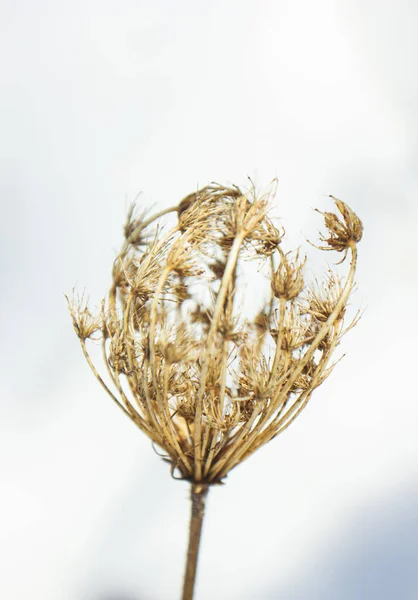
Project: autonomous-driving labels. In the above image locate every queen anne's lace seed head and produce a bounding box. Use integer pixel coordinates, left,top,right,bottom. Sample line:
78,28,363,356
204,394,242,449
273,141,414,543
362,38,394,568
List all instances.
68,183,363,484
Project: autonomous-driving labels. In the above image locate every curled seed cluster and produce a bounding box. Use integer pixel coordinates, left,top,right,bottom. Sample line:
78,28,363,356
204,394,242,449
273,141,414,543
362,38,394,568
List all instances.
68,183,363,484
315,195,363,262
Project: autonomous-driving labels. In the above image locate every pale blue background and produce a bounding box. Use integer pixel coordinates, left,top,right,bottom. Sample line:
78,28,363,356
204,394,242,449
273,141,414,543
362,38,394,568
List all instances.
1,1,417,598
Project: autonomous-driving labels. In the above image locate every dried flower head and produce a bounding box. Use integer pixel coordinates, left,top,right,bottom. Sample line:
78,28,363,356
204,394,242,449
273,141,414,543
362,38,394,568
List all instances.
315,195,363,262
66,291,101,340
271,249,306,300
304,271,346,323
68,183,363,485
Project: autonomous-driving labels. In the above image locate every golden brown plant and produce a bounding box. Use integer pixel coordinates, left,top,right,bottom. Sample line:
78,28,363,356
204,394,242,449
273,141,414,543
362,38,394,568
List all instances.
67,182,363,599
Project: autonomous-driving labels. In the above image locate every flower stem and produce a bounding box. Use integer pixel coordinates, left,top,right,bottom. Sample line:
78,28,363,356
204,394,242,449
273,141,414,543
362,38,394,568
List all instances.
182,483,210,600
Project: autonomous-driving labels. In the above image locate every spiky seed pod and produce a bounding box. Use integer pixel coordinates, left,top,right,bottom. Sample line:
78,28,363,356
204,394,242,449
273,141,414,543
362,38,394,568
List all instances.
271,250,306,300
123,204,154,248
68,183,363,486
315,196,363,260
66,292,101,340
270,304,311,352
304,271,346,323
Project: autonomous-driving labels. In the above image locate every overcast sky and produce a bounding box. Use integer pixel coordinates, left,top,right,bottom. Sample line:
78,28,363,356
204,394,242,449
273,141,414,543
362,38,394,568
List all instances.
1,1,418,599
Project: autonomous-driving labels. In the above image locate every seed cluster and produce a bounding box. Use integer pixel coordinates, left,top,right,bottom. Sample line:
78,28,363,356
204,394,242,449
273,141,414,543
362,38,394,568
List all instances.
68,183,363,484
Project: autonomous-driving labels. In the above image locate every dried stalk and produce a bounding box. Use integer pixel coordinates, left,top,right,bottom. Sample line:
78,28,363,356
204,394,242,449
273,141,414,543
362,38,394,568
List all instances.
67,183,363,599
182,483,210,600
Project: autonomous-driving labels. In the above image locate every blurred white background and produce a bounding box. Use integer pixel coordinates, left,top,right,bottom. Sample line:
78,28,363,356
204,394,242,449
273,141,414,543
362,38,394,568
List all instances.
1,1,417,599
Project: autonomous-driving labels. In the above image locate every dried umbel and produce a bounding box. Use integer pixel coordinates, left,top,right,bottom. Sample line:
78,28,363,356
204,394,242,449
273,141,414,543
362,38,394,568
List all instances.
68,183,363,486
68,183,363,599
